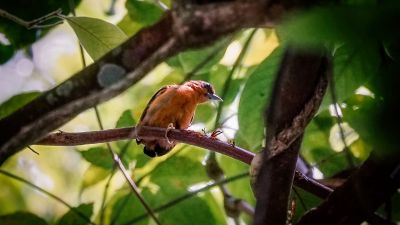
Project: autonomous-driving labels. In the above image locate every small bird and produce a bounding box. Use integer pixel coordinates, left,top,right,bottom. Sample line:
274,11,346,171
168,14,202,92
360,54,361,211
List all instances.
136,80,222,157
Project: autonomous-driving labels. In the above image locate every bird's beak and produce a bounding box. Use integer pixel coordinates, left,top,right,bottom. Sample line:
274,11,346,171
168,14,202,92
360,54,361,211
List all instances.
208,93,223,101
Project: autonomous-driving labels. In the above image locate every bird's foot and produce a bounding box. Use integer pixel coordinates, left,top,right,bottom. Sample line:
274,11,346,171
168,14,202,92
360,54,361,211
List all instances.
165,123,175,144
210,129,223,139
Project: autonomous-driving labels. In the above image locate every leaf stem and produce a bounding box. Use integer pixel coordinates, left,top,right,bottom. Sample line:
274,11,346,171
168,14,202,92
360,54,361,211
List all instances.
328,67,355,168
0,169,95,225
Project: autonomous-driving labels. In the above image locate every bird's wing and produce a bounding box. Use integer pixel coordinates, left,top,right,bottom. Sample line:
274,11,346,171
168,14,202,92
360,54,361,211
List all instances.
139,85,169,122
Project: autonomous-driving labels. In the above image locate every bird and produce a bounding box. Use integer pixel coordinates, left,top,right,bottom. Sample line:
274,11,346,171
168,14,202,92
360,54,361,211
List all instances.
136,80,222,157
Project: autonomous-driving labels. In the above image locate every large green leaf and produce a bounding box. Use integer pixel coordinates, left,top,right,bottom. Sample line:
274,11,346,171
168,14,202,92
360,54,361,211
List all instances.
279,3,399,47
342,94,379,147
292,188,322,223
126,0,163,26
80,165,110,192
158,195,219,225
219,156,254,205
80,147,113,169
319,43,380,110
109,193,148,225
56,203,93,225
0,91,40,120
167,38,228,75
236,47,284,151
148,154,222,224
149,155,208,197
65,16,127,60
116,110,136,128
0,212,47,225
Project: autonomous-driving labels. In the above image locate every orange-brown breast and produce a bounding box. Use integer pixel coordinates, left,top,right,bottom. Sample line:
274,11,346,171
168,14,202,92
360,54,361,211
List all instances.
137,85,199,157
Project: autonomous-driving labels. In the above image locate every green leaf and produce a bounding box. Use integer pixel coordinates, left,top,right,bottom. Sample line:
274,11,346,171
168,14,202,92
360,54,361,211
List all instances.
168,39,228,75
292,188,322,223
65,16,127,60
116,110,136,128
126,0,163,26
0,212,47,225
0,91,40,120
148,154,224,224
342,94,380,144
0,44,14,64
56,203,93,225
117,14,143,36
110,193,148,225
301,115,332,155
320,43,380,110
80,165,110,191
158,195,219,225
279,4,398,47
237,47,284,151
81,147,113,169
219,156,255,205
149,155,208,197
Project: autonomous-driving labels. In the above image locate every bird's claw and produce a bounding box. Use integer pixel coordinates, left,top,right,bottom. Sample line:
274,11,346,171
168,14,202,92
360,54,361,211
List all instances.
165,123,175,144
210,129,223,139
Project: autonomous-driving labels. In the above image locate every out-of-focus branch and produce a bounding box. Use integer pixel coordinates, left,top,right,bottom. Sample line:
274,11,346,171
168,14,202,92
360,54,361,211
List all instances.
254,47,330,225
0,0,327,166
297,154,400,225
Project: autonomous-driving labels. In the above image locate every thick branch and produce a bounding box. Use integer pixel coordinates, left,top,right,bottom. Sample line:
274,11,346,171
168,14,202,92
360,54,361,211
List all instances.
254,47,330,225
297,154,400,225
38,126,254,164
0,0,307,165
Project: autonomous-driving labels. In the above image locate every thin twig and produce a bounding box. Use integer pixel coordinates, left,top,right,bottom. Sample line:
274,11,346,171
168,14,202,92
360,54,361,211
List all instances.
214,29,256,128
0,169,95,225
105,0,118,15
93,108,162,225
27,146,39,155
328,74,355,168
100,141,132,225
0,8,63,29
205,30,257,221
122,172,249,225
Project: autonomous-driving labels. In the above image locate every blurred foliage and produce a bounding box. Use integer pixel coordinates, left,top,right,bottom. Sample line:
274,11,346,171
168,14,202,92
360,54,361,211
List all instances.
0,0,81,63
0,211,48,225
56,203,93,225
0,0,399,224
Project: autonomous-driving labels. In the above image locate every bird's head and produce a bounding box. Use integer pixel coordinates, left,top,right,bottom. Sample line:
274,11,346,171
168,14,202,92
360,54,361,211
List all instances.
184,80,222,103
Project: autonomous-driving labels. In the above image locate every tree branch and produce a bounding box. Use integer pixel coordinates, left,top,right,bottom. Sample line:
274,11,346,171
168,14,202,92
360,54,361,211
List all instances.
254,47,330,225
35,125,333,199
296,154,400,225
